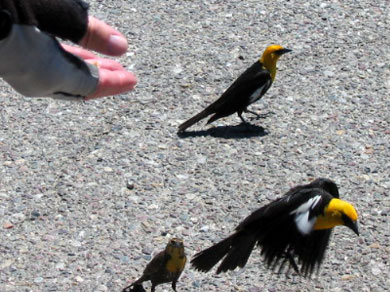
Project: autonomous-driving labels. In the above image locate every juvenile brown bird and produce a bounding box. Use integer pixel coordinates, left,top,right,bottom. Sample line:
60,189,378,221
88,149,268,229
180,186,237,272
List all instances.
191,178,359,276
123,238,187,292
178,45,291,132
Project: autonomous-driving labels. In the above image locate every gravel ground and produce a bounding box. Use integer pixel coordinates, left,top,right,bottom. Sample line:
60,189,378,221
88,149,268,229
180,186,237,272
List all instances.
1,1,390,291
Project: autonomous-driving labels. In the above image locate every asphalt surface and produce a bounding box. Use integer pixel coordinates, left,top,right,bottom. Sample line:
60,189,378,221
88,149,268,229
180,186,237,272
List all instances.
0,1,389,291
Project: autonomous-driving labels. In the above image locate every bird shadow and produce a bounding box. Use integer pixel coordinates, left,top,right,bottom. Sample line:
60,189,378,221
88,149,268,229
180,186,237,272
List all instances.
177,123,268,139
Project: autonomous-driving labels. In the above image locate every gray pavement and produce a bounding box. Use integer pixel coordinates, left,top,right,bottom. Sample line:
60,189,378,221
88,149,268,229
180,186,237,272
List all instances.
0,1,389,291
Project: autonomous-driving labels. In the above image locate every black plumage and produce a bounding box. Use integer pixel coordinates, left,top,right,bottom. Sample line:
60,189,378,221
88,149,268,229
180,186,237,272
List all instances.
191,178,358,277
178,62,272,132
178,45,291,132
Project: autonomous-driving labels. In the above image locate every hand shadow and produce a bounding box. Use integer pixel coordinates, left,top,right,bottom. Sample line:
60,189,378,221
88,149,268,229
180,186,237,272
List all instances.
177,122,268,139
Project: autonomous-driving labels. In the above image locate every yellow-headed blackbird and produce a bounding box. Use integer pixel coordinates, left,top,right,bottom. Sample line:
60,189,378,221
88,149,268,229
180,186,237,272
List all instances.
191,178,359,276
123,238,187,292
178,45,291,132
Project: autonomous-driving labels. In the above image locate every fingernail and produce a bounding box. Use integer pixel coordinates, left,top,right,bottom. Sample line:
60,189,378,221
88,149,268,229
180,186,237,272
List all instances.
108,35,128,56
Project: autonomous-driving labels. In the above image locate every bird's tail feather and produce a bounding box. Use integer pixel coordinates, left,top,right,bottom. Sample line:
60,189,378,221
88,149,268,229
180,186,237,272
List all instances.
191,232,257,273
191,235,234,272
216,232,257,273
178,109,210,132
206,113,221,125
122,283,146,292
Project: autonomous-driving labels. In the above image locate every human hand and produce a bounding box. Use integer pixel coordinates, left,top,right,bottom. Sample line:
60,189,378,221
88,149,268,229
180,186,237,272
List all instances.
0,0,137,100
65,16,137,100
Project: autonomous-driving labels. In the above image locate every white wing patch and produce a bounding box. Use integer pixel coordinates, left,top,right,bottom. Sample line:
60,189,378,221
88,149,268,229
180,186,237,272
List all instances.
248,80,271,103
294,212,316,235
290,195,322,235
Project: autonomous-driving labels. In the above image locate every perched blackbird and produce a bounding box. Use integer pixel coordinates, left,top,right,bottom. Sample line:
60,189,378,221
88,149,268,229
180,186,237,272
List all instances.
191,178,359,276
178,45,291,132
123,238,187,292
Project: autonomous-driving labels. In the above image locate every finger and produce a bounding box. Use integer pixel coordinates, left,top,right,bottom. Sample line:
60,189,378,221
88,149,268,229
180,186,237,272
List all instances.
62,44,125,70
84,58,125,71
61,44,98,59
79,16,128,56
86,69,137,100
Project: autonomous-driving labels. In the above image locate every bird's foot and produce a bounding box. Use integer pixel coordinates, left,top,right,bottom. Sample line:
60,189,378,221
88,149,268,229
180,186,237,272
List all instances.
244,110,274,120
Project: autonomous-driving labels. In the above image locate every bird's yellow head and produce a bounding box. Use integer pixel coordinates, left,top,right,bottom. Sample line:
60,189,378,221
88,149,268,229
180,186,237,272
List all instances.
260,45,292,81
166,238,185,257
314,198,359,235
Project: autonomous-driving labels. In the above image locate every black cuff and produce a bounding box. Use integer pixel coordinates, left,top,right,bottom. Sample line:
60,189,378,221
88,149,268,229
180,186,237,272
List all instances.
0,0,89,43
0,10,12,39
31,0,89,43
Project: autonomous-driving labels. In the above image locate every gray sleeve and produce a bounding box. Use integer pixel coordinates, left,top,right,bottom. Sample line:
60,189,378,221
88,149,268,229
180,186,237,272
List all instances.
0,24,99,100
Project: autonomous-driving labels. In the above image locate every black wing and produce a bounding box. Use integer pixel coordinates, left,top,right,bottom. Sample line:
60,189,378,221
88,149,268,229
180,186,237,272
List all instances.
238,179,338,230
237,188,333,275
294,229,333,276
192,180,339,276
206,62,272,114
178,61,272,131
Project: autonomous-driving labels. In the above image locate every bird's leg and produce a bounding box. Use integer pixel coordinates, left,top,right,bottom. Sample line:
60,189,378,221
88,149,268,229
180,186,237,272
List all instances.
284,252,300,274
238,112,248,124
277,256,288,274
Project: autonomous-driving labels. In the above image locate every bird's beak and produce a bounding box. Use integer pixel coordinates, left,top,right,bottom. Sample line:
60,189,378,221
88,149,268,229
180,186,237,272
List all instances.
346,220,359,236
276,48,292,55
171,240,183,247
